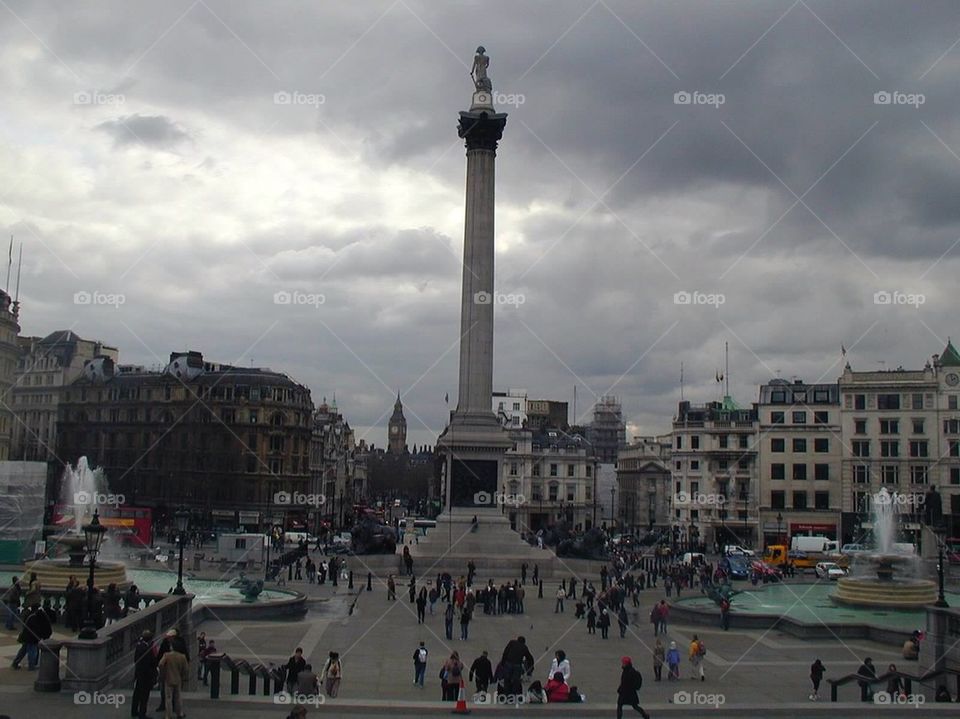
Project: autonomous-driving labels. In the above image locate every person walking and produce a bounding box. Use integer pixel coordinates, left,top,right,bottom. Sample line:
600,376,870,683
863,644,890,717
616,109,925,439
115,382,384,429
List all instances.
809,658,825,701
11,604,51,670
285,647,306,694
413,641,428,688
649,602,661,636
689,634,706,681
444,602,455,641
666,641,681,680
320,651,342,697
459,604,472,641
131,630,158,719
428,586,438,615
416,587,427,624
857,657,876,702
598,607,611,639
616,656,650,719
470,650,493,694
587,606,597,634
440,651,464,701
653,639,665,682
617,605,629,638
656,600,669,635
720,597,730,631
387,574,396,601
555,585,566,613
885,663,904,702
157,637,189,719
198,639,215,685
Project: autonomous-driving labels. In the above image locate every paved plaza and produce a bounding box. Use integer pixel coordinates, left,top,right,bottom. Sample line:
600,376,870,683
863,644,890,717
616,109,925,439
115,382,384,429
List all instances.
2,554,958,718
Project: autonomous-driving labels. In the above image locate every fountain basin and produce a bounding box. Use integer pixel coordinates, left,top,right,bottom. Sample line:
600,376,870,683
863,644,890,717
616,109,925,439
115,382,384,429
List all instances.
831,575,937,608
22,558,129,588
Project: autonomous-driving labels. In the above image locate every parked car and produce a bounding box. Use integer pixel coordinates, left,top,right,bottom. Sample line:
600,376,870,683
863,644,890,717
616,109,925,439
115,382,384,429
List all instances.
723,544,756,557
750,560,783,582
815,562,847,580
720,555,751,580
841,543,867,555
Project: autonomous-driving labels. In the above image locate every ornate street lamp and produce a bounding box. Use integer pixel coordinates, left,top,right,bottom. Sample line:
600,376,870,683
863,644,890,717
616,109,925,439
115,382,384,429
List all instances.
78,510,107,639
173,507,189,595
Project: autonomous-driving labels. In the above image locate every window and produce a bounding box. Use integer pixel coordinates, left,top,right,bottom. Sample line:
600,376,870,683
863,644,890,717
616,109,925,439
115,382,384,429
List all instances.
881,465,899,484
909,440,928,458
880,440,899,458
513,402,520,411
549,463,558,477
771,411,785,424
269,435,284,452
793,491,808,509
912,393,924,410
951,396,959,411
235,538,247,550
548,483,559,500
719,435,728,448
771,491,785,509
690,460,699,470
952,467,960,485
585,466,592,477
793,438,807,452
912,419,924,434
531,483,542,501
814,438,829,453
509,462,518,476
771,438,785,453
675,461,681,470
567,464,575,477
793,464,807,480
852,440,870,457
855,419,867,434
944,419,960,435
792,411,807,424
815,491,830,510
675,436,682,449
771,390,786,404
771,463,785,480
566,484,575,501
814,411,829,425
854,394,866,410
691,436,700,450
951,441,960,457
910,466,928,485
717,459,728,471
878,394,900,410
249,411,258,424
853,465,869,484
739,435,749,449
813,463,829,481
532,463,541,476
879,419,899,434
814,390,830,403
793,391,807,403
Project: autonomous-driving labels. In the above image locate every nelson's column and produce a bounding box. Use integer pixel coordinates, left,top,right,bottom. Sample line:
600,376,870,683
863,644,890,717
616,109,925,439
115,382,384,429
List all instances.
419,48,549,571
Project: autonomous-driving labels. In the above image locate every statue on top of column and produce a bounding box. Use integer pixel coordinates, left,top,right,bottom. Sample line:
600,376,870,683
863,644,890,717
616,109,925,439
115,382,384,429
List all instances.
471,46,492,92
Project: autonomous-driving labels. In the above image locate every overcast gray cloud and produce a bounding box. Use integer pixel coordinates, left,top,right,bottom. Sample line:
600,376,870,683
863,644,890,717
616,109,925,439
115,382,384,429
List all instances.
3,0,960,448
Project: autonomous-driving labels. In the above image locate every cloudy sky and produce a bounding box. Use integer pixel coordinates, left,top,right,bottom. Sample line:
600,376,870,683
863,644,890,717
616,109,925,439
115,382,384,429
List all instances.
3,0,960,448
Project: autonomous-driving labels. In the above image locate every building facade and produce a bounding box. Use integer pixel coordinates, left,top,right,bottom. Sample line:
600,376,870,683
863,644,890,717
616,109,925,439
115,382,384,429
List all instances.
0,290,20,461
615,435,672,534
56,351,313,531
493,389,528,429
586,395,626,463
672,398,759,550
500,427,599,533
388,393,407,454
756,379,842,547
311,397,365,531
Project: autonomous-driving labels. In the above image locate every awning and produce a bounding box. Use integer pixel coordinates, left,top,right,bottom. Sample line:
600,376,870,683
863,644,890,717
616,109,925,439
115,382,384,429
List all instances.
238,511,260,523
211,510,235,518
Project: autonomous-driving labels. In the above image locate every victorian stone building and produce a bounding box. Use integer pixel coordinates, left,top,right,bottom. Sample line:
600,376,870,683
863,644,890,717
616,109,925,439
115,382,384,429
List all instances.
56,351,313,530
310,396,366,531
0,290,21,461
615,435,672,535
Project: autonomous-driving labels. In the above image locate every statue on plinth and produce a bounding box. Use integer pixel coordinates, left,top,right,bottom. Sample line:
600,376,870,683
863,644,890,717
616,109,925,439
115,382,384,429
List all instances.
471,46,492,92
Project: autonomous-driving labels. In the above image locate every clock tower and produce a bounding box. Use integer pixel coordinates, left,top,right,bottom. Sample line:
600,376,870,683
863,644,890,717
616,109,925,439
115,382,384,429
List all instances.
388,392,407,454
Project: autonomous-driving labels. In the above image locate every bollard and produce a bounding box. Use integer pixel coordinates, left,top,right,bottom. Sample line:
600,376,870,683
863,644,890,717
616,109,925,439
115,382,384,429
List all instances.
367,572,372,591
538,581,543,599
208,656,221,699
349,570,354,589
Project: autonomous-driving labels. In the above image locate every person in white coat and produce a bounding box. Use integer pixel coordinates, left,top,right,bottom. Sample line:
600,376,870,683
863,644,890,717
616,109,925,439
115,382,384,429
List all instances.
547,650,571,683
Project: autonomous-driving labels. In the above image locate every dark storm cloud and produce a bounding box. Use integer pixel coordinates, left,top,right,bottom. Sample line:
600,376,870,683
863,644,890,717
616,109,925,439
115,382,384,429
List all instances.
96,114,190,149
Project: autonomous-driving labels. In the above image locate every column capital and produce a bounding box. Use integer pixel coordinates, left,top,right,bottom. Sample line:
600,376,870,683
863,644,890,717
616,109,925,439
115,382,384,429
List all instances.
458,110,508,152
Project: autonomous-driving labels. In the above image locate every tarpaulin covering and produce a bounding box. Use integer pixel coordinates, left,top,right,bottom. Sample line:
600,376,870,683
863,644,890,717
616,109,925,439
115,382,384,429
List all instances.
0,462,47,563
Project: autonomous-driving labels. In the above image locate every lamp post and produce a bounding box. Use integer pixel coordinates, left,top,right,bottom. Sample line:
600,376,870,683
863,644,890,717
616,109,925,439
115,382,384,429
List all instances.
776,512,783,547
173,507,189,595
610,486,616,531
78,510,106,639
935,536,949,608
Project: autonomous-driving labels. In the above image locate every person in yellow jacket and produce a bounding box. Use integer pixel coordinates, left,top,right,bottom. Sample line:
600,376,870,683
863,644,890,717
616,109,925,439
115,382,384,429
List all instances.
688,635,706,681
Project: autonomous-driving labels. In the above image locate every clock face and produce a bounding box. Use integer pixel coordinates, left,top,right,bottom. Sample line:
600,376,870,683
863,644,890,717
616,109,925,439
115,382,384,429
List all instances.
947,373,959,387
391,425,398,435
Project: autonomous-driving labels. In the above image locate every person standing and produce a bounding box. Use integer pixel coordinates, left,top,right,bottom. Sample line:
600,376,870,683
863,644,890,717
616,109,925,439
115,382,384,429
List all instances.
656,600,669,636
652,639,665,682
586,606,597,634
555,585,566,613
440,651,464,701
157,638,189,719
521,563,528,585
689,635,706,681
416,587,427,624
598,607,611,639
131,630,158,719
387,575,396,601
617,605,629,638
444,602,455,641
196,632,207,680
199,639,215,685
11,604,51,670
720,597,731,631
666,641,680,680
809,658,825,701
469,650,493,694
428,586,438,615
459,604,472,641
320,651,342,697
285,648,306,694
857,657,876,702
413,641,428,688
616,656,650,719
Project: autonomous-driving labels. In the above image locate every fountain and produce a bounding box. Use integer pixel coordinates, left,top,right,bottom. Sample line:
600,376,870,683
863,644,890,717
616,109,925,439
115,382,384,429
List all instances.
831,488,937,608
25,457,128,588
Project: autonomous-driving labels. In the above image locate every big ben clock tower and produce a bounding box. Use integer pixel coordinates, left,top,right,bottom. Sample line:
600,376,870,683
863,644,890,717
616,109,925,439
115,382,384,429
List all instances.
388,392,407,454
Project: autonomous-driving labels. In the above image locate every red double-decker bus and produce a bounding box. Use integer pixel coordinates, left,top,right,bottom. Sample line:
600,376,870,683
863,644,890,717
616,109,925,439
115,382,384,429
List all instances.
52,505,153,548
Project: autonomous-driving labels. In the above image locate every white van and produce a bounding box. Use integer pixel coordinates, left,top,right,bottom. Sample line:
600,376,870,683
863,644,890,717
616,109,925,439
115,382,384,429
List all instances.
791,536,838,553
682,552,705,566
